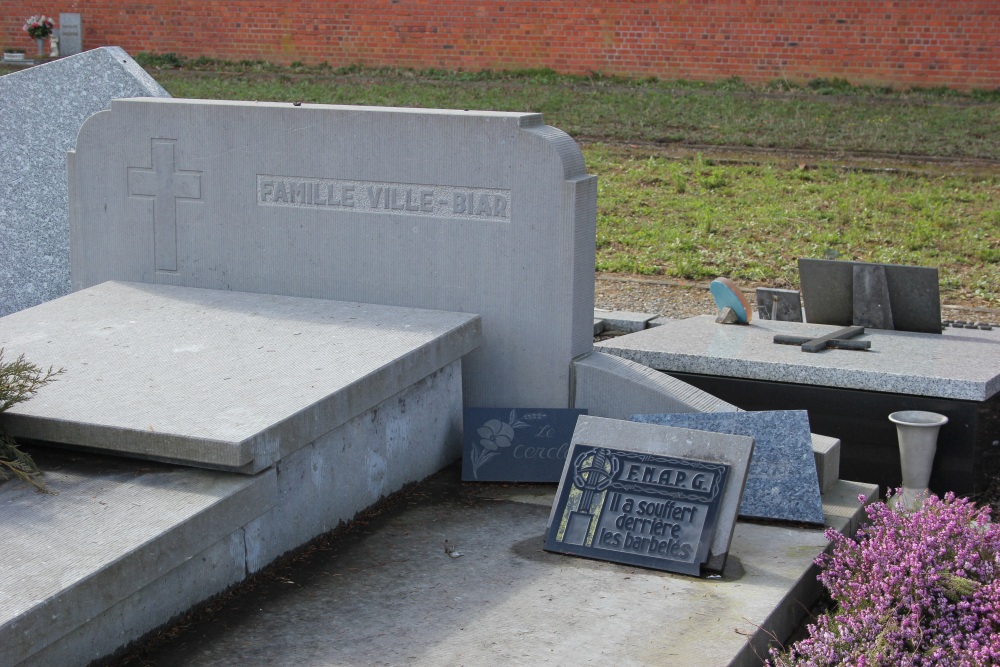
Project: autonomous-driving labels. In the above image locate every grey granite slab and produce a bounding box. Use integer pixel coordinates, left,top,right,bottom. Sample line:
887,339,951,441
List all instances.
593,309,658,333
597,315,1000,401
0,281,481,472
630,411,825,524
573,351,738,419
0,448,275,666
0,47,169,317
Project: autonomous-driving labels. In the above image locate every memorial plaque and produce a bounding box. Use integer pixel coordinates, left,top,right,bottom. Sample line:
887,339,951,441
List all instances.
545,445,729,576
852,264,894,329
59,14,82,56
462,408,586,482
755,287,803,322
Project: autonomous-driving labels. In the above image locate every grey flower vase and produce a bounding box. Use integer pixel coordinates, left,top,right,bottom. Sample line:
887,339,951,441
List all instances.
888,410,948,509
35,37,44,56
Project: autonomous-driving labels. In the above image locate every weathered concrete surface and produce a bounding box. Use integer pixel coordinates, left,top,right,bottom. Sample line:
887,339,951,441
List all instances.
2,360,467,667
111,467,876,667
0,281,480,472
0,448,274,667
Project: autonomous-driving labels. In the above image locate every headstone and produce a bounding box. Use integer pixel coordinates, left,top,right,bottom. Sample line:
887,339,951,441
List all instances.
68,99,597,409
755,287,803,322
629,411,825,524
0,280,481,473
58,13,82,56
462,407,586,481
545,416,753,576
0,47,169,317
798,258,941,334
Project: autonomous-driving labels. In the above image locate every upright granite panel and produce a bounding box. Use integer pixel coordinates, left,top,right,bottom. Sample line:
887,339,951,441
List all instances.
69,98,597,409
0,47,168,316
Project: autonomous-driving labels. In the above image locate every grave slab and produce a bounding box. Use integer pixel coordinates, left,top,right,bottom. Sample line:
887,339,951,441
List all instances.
630,411,825,524
599,315,1000,401
0,281,481,473
598,316,1000,495
106,467,878,667
0,47,169,317
68,98,596,409
3,358,466,667
0,449,275,667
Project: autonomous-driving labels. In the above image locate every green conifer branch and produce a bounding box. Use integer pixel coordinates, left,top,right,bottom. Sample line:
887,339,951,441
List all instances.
0,348,64,492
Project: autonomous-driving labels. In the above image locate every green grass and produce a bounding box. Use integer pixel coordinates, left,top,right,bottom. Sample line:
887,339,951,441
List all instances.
144,66,1000,160
588,145,1000,305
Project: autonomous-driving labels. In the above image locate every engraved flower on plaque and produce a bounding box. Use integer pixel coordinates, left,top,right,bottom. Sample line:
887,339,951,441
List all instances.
469,409,529,479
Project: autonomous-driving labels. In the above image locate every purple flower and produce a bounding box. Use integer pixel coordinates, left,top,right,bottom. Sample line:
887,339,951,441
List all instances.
769,491,1000,666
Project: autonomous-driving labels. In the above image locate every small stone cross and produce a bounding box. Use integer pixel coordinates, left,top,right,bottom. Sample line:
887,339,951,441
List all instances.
773,325,871,353
128,139,202,272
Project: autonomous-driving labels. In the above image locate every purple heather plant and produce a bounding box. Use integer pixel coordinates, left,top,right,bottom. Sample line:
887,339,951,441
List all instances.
769,492,1000,667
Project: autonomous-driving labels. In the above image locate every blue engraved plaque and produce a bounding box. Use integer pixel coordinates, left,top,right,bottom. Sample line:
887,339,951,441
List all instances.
545,445,729,576
462,408,586,482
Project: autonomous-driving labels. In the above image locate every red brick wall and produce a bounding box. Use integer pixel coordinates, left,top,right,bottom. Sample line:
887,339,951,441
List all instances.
3,1,997,90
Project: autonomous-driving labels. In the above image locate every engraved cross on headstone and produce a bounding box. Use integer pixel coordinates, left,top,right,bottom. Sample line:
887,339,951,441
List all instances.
128,139,202,272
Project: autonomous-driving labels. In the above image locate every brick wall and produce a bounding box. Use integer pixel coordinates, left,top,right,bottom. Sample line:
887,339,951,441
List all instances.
3,1,997,90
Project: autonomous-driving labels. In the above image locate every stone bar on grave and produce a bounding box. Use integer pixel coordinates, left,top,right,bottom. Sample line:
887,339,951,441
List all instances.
598,315,1000,495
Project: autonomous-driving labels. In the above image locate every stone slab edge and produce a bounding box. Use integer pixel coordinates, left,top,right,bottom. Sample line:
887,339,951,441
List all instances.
597,315,1000,402
1,464,276,665
731,480,877,667
811,434,841,494
0,282,483,473
572,351,738,418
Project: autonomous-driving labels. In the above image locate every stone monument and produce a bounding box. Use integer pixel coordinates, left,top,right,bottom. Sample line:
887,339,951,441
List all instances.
0,47,168,316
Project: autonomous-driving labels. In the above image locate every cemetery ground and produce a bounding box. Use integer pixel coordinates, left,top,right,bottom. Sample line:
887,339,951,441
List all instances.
1,58,998,665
